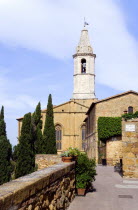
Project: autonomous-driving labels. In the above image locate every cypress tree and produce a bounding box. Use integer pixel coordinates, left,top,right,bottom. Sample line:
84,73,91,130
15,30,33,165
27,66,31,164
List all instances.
0,118,6,136
43,94,57,154
12,145,19,161
32,102,43,154
0,106,12,185
0,106,4,120
15,113,35,178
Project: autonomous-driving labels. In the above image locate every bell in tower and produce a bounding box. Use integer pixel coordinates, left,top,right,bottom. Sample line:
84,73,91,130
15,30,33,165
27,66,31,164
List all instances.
81,58,86,73
72,27,96,99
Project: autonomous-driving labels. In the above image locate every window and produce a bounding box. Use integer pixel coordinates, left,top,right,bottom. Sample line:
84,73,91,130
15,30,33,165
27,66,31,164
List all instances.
128,106,133,114
82,125,86,150
81,59,86,73
55,125,62,150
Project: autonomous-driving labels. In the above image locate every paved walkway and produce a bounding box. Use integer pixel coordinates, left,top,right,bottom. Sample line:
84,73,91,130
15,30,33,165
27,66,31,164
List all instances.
68,166,138,210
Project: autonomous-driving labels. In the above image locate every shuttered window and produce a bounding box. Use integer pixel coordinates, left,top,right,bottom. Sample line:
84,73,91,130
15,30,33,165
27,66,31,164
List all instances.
55,125,62,150
128,106,133,114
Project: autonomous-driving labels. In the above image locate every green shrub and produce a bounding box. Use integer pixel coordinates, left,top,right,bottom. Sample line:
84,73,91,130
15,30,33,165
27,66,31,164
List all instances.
76,153,96,189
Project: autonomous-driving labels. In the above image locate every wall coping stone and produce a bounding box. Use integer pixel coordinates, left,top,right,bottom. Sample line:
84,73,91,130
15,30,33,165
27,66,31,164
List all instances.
0,162,75,209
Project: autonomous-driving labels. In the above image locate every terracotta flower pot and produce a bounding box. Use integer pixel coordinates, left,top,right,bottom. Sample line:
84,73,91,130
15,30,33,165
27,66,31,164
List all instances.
61,157,65,161
62,156,73,162
77,188,86,196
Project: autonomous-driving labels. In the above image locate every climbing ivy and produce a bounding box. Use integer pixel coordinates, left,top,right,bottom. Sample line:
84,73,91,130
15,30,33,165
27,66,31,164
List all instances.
98,117,122,142
122,111,138,120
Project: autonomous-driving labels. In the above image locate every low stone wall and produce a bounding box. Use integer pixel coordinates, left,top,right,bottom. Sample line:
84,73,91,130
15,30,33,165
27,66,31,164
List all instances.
35,154,62,170
0,162,75,210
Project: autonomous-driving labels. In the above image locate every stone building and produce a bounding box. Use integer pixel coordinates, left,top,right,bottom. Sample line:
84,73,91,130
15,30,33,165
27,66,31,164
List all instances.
85,91,138,164
17,27,97,153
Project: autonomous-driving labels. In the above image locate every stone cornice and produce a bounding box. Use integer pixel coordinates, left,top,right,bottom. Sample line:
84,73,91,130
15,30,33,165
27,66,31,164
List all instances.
73,73,95,76
73,53,96,58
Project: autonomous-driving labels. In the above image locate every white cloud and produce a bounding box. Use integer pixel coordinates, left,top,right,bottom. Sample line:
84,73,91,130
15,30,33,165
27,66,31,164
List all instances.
0,69,38,115
0,0,137,91
0,69,39,145
1,95,38,110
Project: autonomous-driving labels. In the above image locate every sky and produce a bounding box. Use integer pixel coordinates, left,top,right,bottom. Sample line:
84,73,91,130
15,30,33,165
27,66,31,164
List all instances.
0,0,138,146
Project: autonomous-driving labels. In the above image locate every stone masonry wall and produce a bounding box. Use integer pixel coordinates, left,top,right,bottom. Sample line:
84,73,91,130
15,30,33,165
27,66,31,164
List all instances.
122,119,138,178
106,136,123,166
0,162,75,210
35,155,62,170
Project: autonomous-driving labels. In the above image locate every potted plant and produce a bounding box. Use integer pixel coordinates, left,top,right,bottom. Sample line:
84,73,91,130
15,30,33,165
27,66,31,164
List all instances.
60,151,73,162
61,148,80,162
76,173,88,195
68,147,80,161
76,153,97,196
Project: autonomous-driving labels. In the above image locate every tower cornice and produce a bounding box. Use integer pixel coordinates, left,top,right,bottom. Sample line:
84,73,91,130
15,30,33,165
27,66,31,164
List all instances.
73,53,96,58
73,73,95,76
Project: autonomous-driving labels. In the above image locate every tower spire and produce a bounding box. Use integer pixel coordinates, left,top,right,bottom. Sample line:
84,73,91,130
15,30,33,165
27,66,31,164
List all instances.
76,27,93,54
72,28,96,100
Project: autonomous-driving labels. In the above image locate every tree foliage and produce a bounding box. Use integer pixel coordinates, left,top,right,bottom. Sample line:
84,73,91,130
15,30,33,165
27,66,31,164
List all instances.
43,94,57,154
0,106,4,120
32,102,43,154
12,145,19,161
98,117,122,142
15,113,35,178
0,106,12,185
0,118,6,137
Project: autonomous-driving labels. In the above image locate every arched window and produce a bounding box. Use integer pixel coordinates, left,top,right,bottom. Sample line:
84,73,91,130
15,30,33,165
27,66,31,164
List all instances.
82,125,86,150
128,106,133,114
81,59,86,73
55,125,62,150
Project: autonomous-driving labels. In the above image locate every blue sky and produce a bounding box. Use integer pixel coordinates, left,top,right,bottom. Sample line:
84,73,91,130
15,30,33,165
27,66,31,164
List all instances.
0,0,138,146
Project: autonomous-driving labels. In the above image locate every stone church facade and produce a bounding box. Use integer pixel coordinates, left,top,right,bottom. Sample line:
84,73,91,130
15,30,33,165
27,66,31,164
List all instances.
17,27,97,153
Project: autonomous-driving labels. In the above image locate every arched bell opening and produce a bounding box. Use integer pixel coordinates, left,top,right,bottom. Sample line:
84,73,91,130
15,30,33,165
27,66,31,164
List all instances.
81,58,86,73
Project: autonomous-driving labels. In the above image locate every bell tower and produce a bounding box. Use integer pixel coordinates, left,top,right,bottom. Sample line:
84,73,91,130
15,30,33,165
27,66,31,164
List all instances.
73,27,96,99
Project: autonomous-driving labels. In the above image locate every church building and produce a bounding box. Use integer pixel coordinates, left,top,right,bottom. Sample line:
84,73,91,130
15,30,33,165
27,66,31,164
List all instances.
17,27,97,153
17,26,138,164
